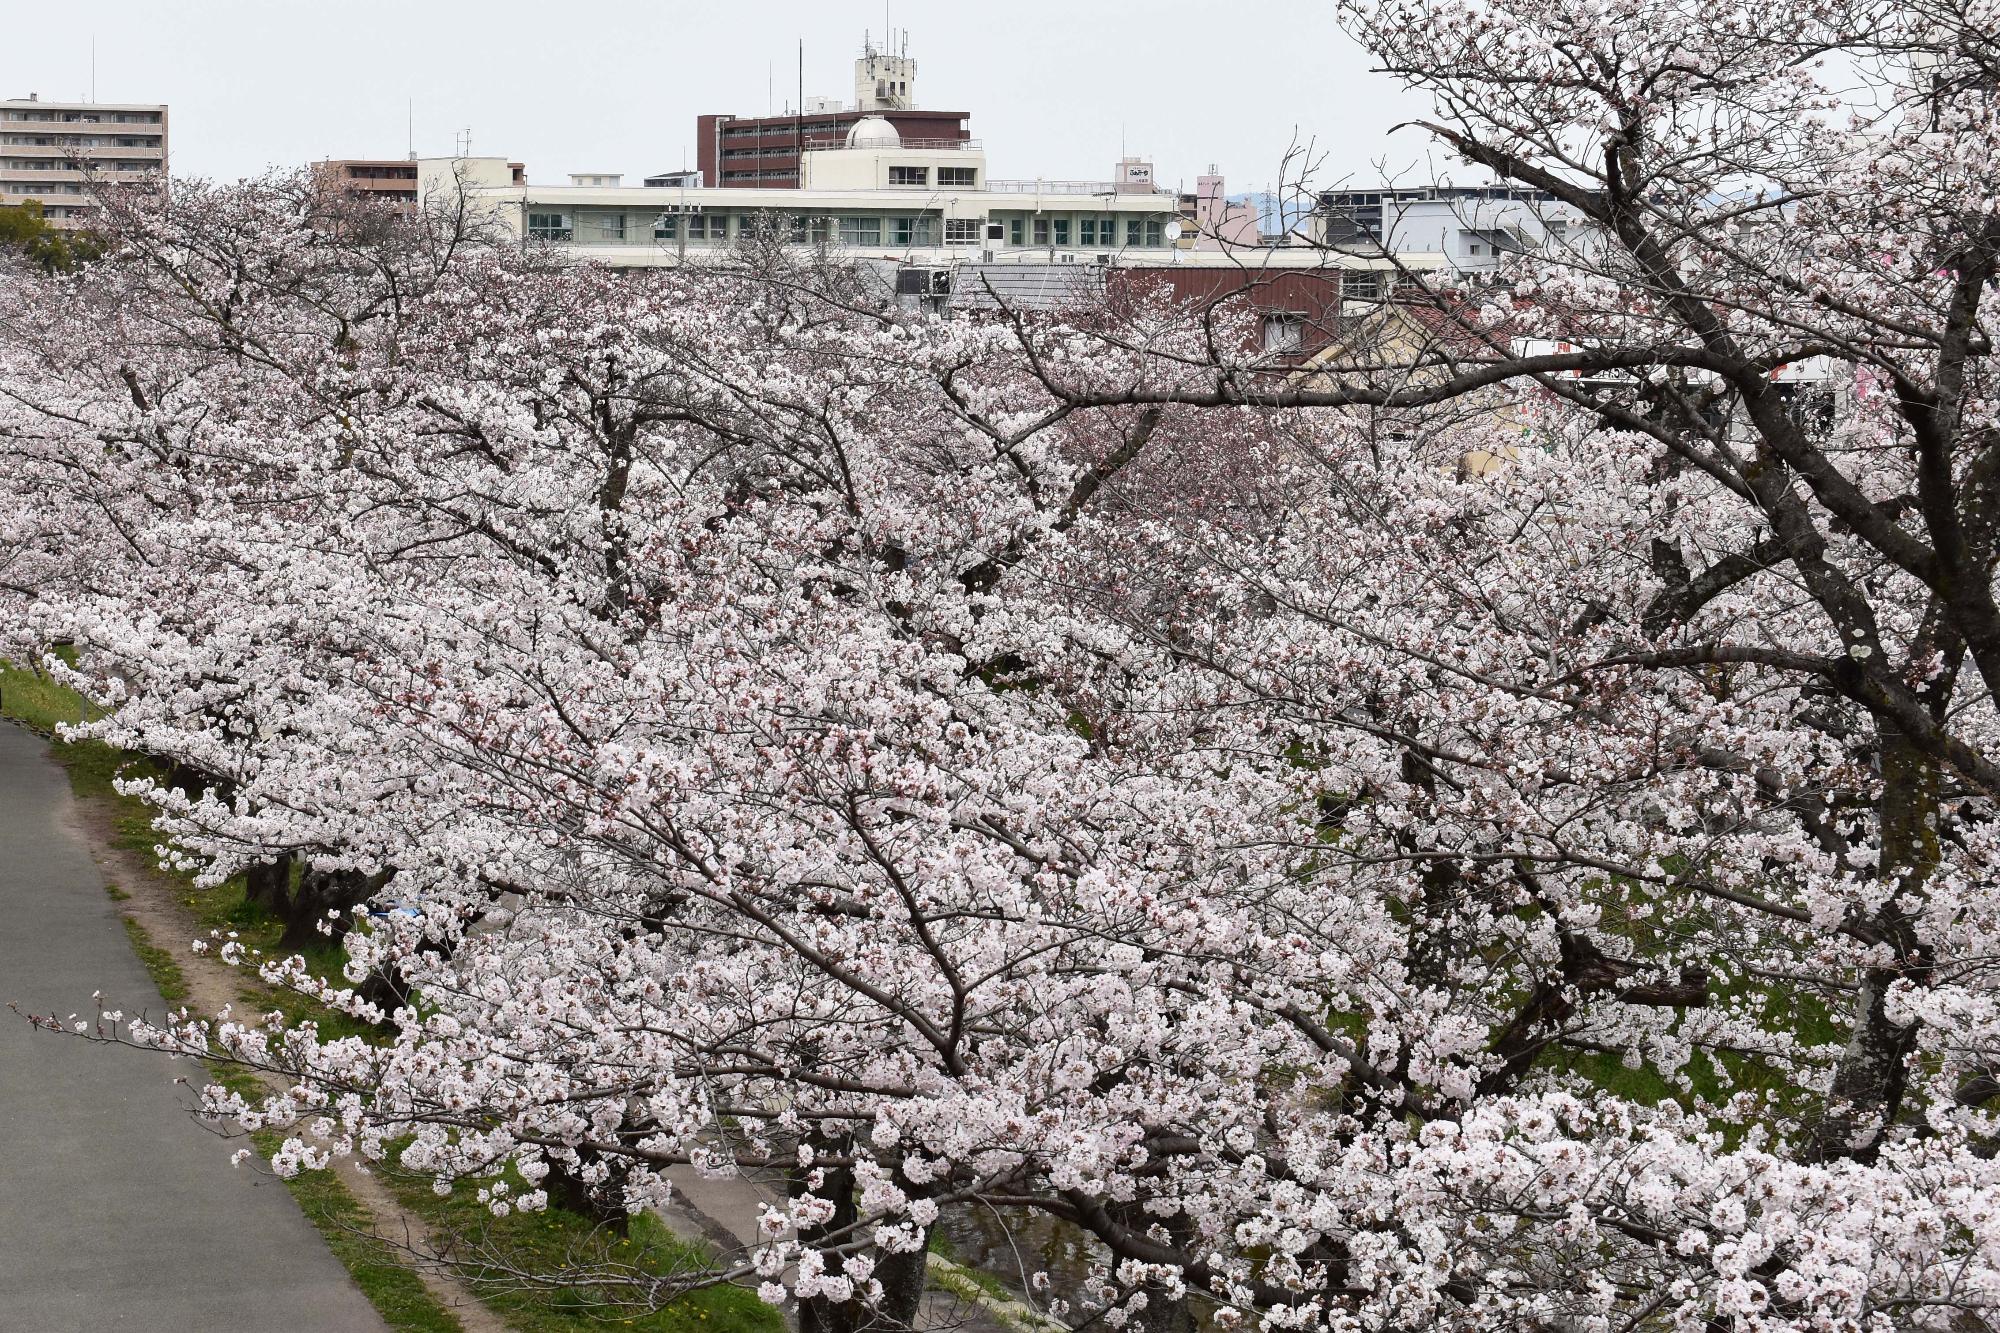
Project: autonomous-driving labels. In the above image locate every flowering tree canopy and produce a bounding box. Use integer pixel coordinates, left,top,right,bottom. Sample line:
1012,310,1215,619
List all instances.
4,1,2000,1329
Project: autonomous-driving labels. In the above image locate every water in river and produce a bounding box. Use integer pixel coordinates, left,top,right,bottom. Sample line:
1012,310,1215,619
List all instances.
935,1202,1108,1304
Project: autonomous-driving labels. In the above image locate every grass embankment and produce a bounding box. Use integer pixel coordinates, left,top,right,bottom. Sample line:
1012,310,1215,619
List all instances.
2,655,776,1333
382,1170,779,1333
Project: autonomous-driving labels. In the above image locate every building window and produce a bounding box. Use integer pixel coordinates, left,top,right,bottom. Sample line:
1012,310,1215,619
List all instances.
1261,314,1306,354
892,216,933,245
1052,218,1071,246
1080,218,1098,246
527,210,571,241
943,218,981,245
585,211,626,242
1010,217,1024,246
840,216,884,246
1126,219,1142,247
1144,220,1163,247
937,166,976,187
1033,217,1050,246
1344,271,1383,301
654,214,679,240
889,165,928,187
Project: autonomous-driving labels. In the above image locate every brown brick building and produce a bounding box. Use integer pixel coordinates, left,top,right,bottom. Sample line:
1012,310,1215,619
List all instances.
697,108,972,189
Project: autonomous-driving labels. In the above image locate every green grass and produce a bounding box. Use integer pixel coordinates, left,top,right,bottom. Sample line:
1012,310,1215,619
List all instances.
0,651,93,729
275,1156,464,1333
120,915,192,1004
0,652,135,794
380,1157,781,1333
926,1232,1017,1304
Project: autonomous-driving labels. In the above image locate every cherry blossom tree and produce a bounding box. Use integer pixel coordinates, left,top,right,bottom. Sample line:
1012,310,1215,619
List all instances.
4,0,2000,1328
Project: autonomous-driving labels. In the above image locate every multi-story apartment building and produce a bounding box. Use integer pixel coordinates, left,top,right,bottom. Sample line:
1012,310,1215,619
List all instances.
1317,185,1598,273
319,158,524,211
697,32,971,189
1,94,168,226
319,159,420,206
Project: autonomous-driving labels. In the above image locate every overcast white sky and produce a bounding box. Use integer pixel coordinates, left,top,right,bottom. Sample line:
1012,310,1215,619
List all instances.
2,1,1444,194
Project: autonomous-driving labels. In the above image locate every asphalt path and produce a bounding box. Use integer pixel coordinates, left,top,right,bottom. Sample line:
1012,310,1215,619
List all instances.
0,722,385,1332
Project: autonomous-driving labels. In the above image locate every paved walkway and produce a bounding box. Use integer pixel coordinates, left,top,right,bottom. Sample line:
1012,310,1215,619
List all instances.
0,723,385,1332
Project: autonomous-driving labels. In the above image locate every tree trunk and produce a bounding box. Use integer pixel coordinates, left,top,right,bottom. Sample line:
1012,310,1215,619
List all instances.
1812,727,1939,1162
871,1242,929,1333
278,866,377,951
243,852,293,910
1112,1201,1195,1333
795,1160,862,1333
544,1149,630,1235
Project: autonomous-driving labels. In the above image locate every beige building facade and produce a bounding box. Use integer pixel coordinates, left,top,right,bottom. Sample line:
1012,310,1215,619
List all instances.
1,95,169,227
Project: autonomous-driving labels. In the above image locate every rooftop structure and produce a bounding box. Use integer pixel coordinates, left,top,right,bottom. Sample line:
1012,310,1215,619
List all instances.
696,32,971,189
1,94,168,227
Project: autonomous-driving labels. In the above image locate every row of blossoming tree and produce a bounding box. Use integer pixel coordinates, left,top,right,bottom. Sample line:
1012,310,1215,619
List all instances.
4,0,1999,1327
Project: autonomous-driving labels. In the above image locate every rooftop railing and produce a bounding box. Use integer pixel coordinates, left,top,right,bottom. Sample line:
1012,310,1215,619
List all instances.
986,180,1169,196
802,136,982,151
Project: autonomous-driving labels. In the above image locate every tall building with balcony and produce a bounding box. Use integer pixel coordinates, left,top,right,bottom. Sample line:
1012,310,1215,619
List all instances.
319,159,420,207
1,94,168,226
697,31,970,189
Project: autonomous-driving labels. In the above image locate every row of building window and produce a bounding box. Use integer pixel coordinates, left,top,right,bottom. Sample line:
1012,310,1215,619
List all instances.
527,209,1171,249
1,134,161,148
1,158,157,172
887,165,977,187
1010,216,1165,248
2,110,162,124
722,120,845,140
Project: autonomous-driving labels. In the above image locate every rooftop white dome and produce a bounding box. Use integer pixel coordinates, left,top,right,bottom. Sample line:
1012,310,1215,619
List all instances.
845,115,901,148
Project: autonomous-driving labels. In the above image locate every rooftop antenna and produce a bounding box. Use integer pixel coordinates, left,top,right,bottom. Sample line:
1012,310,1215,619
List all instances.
406,98,414,161
90,35,96,102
